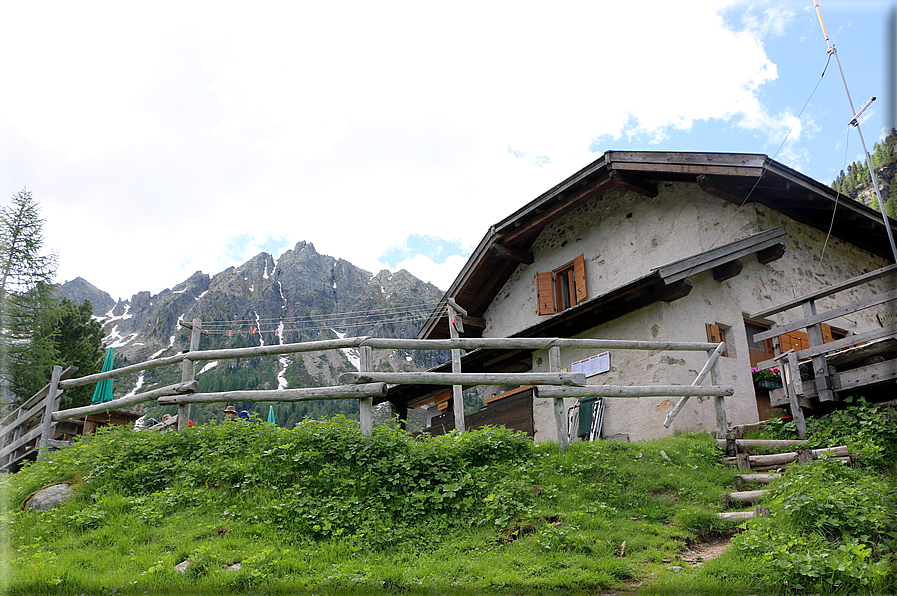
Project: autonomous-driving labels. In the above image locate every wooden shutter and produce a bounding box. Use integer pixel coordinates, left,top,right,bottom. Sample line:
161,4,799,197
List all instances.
573,254,587,305
820,324,834,344
780,331,810,352
706,323,728,356
779,332,793,353
536,272,556,316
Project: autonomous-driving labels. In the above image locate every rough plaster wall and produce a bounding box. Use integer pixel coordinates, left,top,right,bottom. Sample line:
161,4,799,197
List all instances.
481,182,891,442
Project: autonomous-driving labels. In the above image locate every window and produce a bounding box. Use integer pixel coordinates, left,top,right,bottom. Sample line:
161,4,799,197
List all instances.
705,323,730,357
778,324,845,352
745,320,775,367
536,254,587,315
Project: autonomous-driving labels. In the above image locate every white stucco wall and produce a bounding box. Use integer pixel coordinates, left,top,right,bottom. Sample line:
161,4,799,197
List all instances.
481,183,890,442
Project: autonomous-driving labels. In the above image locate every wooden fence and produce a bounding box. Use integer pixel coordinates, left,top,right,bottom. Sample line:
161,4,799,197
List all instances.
748,263,897,438
0,319,732,470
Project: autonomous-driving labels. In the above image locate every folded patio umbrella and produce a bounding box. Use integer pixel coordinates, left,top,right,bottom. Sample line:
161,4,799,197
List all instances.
91,348,114,404
267,405,275,425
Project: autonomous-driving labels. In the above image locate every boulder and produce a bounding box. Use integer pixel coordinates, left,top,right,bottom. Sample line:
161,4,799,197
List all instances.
24,483,75,512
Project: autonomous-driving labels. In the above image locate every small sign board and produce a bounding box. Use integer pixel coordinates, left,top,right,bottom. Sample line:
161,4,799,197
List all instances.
571,351,610,377
878,310,897,327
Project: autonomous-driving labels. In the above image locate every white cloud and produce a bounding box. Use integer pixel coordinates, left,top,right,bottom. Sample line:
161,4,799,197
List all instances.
1,0,881,301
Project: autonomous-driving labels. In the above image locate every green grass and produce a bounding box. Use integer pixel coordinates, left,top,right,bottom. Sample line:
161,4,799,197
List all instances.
1,416,893,595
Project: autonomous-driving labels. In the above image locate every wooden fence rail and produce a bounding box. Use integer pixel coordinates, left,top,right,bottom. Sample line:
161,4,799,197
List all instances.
1,331,731,470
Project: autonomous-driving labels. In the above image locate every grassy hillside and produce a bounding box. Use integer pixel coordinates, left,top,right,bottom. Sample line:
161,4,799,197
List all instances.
2,408,894,595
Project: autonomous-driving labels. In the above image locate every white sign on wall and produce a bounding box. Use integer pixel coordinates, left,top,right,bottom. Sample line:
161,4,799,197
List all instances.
878,310,897,327
571,351,610,377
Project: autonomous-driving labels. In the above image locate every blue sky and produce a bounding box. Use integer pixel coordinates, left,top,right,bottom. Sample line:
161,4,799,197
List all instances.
1,1,893,300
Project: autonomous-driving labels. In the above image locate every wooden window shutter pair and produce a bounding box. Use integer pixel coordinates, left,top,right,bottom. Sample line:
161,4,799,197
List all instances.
705,323,729,357
536,254,588,316
779,325,834,352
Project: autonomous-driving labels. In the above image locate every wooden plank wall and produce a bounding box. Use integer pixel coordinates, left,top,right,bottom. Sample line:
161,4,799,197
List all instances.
421,388,535,437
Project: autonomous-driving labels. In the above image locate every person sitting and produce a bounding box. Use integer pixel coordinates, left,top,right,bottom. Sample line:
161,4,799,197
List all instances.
238,410,250,421
224,405,238,420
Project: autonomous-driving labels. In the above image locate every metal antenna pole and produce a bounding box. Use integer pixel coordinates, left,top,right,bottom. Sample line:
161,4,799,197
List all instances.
813,1,897,263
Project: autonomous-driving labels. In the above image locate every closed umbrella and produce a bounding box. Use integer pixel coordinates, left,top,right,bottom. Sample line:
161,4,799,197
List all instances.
91,348,114,404
267,405,275,425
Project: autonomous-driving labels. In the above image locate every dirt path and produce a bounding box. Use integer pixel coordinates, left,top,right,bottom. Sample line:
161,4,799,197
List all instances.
599,535,733,595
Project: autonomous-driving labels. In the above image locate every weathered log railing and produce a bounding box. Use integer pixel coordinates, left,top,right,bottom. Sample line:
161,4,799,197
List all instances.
748,263,897,438
0,327,732,468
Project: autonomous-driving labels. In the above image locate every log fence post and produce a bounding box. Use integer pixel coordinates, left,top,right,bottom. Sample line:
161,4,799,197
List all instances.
38,365,63,457
548,346,568,452
178,318,203,431
359,345,373,437
446,300,466,434
710,349,727,438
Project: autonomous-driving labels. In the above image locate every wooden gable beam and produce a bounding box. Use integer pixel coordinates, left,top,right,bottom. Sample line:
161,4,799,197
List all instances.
756,243,785,264
489,243,534,264
460,316,487,332
712,259,744,282
608,170,658,198
697,174,750,205
499,178,614,245
659,279,693,303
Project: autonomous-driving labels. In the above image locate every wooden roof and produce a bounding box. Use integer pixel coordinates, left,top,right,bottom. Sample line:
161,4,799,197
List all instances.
418,151,897,341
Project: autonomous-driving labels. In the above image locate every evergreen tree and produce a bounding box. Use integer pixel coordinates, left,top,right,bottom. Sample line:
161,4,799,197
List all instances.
13,297,104,409
0,189,58,405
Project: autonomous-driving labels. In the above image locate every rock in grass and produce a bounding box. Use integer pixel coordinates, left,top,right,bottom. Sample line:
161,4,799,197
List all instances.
24,484,74,512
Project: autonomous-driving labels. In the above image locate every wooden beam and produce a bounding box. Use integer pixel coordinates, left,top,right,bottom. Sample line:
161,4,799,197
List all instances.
460,316,487,331
756,243,786,264
712,259,743,282
658,227,787,282
339,371,587,386
489,243,534,264
659,279,693,302
697,174,749,205
537,384,734,398
53,381,199,422
608,170,658,198
158,383,389,405
499,178,613,245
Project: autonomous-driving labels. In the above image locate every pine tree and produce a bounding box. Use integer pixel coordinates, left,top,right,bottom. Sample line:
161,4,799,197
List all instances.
0,189,58,405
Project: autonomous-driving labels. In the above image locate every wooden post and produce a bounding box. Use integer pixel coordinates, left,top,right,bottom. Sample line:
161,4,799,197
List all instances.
178,318,202,431
780,351,807,439
663,342,727,428
38,366,63,457
802,300,834,402
359,345,373,437
710,350,727,438
446,303,466,434
548,346,568,452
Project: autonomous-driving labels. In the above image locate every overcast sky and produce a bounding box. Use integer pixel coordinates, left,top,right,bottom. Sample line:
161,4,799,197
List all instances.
2,1,893,303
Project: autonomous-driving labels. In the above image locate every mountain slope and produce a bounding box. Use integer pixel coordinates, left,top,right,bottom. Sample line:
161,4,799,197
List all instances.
58,241,446,426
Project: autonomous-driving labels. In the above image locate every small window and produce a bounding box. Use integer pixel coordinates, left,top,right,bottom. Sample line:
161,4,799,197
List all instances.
706,322,730,357
536,254,587,316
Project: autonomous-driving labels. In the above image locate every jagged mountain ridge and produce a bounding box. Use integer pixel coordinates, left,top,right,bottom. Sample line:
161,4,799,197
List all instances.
58,241,447,418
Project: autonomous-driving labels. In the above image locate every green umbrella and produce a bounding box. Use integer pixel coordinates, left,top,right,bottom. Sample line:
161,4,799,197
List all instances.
91,348,114,404
267,405,276,425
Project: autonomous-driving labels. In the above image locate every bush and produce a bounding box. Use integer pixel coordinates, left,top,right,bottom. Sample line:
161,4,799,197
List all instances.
732,459,892,592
